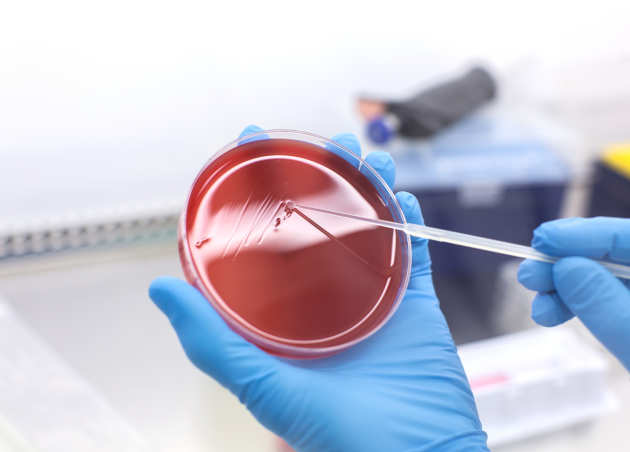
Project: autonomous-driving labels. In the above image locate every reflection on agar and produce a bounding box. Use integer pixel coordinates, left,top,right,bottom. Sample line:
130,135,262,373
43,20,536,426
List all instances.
290,206,383,275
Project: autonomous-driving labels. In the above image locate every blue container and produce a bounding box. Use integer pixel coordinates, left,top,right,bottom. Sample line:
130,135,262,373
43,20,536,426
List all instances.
393,116,570,343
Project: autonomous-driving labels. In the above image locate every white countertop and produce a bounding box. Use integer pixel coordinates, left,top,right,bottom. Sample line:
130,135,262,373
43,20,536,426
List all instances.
0,243,628,452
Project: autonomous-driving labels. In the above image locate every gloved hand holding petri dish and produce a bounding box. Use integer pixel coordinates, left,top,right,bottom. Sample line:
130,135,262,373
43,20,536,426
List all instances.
153,127,489,451
178,129,411,358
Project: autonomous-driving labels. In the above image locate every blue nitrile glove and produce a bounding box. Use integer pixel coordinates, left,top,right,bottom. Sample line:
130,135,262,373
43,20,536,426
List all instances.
518,217,630,371
149,125,489,452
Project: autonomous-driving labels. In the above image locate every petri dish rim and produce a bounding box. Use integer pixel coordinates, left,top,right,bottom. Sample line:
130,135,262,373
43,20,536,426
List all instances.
178,129,412,358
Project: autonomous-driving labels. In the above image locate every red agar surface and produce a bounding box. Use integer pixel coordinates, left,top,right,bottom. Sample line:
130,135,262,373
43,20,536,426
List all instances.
182,138,405,355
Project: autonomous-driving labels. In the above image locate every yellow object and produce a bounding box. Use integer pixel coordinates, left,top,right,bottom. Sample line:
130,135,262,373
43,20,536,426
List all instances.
602,143,630,179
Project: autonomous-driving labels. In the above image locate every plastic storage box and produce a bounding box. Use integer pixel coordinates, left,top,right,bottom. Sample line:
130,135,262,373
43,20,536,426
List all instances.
459,328,615,447
393,115,569,343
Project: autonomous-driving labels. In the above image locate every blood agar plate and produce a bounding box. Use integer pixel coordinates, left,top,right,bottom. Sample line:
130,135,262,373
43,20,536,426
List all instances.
178,130,411,358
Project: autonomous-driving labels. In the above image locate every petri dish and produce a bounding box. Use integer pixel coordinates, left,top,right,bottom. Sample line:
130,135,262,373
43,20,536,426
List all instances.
178,130,411,358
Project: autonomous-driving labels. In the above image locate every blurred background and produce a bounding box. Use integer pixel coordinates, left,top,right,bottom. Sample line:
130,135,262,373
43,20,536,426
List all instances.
2,1,630,450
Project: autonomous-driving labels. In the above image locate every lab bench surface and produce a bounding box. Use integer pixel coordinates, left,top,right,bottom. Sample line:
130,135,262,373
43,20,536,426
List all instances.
0,243,628,452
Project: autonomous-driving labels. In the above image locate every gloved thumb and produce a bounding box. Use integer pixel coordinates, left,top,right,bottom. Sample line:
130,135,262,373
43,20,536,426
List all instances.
553,257,630,370
149,277,283,403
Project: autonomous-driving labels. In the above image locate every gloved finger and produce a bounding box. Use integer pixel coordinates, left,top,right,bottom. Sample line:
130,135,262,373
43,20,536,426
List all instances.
327,132,362,168
365,151,396,189
533,217,630,264
331,132,361,157
238,124,267,144
517,259,554,292
149,276,281,399
530,292,574,326
396,191,432,290
553,257,630,370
